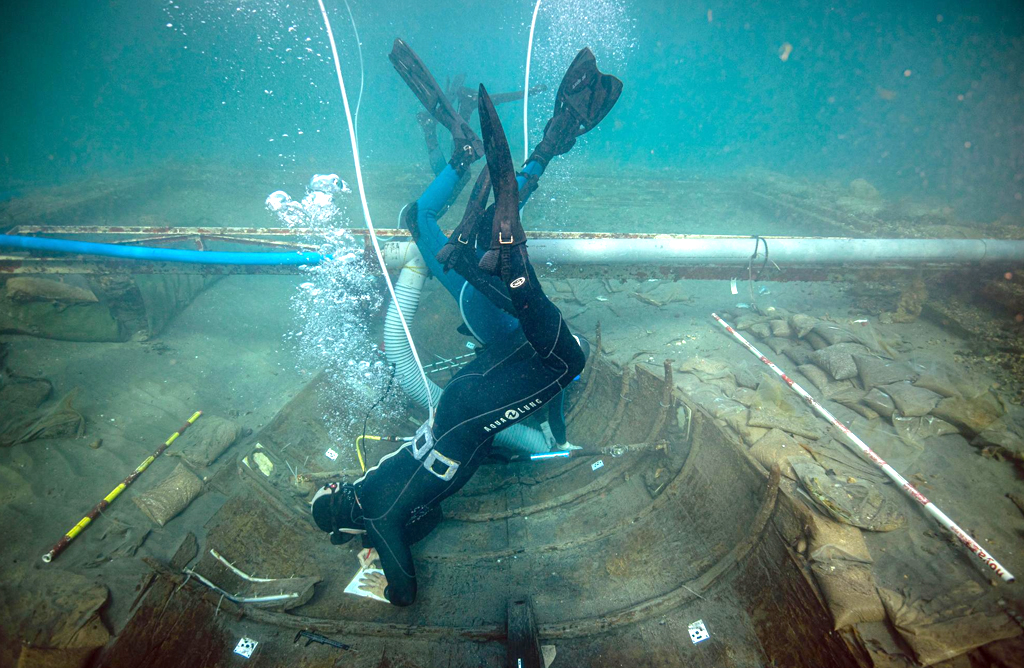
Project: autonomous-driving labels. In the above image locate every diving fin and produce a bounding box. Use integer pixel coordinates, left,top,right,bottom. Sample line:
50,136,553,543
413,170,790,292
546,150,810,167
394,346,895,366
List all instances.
435,167,491,271
529,47,622,167
477,84,528,279
389,39,483,162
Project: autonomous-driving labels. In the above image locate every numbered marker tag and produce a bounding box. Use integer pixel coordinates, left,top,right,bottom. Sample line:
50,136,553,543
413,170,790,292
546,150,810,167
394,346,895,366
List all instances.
591,459,604,471
234,637,258,658
325,448,339,461
688,620,710,644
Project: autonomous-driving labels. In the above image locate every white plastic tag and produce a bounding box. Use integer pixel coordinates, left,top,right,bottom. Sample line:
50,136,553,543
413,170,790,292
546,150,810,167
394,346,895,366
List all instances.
730,278,738,295
325,448,339,461
234,637,258,658
591,459,604,471
688,620,710,644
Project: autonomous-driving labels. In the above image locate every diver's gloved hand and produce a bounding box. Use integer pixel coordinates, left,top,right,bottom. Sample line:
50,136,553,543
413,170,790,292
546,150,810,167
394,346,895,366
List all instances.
527,47,623,169
474,84,529,279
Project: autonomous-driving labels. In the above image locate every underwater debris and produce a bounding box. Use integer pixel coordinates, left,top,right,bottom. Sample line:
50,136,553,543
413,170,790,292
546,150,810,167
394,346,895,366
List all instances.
4,276,98,304
9,388,85,445
881,277,927,324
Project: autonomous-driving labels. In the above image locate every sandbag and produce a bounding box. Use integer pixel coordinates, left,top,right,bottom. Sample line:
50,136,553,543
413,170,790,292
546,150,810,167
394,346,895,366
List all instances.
792,460,905,531
932,392,1005,434
747,380,822,440
784,342,816,366
892,415,958,449
853,355,916,389
171,416,242,468
133,463,203,526
812,322,860,346
749,322,772,339
912,371,959,398
878,585,1019,666
972,415,1024,457
862,388,896,417
883,382,941,417
806,510,873,564
810,343,870,381
748,428,810,479
811,561,885,630
851,417,922,470
789,313,818,338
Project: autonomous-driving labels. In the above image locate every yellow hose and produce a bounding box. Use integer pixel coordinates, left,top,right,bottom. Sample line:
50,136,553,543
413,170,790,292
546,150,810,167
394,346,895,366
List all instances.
354,434,381,473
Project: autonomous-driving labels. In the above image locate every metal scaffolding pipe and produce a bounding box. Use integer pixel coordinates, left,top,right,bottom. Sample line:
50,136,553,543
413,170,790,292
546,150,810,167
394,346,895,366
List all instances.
520,237,1024,267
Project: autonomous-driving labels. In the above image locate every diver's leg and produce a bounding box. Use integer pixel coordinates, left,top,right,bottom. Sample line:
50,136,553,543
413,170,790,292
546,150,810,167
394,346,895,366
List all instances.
419,113,448,177
515,160,545,208
406,154,478,301
504,245,585,372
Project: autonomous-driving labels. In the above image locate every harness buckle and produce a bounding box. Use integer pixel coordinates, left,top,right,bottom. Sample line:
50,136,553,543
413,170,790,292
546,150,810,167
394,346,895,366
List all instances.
422,449,460,481
410,421,434,460
499,232,515,245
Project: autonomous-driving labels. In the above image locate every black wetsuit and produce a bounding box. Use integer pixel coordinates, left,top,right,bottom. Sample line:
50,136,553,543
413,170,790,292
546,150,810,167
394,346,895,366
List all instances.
353,246,585,606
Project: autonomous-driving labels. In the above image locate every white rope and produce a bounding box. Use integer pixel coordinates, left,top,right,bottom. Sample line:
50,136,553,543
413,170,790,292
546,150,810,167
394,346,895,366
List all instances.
524,0,542,163
340,0,364,141
316,0,436,423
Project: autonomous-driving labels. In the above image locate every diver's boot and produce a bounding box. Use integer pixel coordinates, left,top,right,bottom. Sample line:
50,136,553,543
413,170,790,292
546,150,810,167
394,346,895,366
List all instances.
475,85,529,281
527,47,623,169
390,39,483,162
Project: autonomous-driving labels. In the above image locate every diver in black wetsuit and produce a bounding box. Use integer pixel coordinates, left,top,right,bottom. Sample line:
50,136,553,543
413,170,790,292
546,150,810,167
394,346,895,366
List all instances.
310,52,621,607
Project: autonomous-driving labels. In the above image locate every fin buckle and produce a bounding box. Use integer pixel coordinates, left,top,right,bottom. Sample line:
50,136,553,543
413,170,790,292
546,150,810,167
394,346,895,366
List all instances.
499,232,515,245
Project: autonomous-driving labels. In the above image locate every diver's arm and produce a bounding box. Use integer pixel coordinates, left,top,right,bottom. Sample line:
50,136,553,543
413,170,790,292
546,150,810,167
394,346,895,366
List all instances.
365,518,417,606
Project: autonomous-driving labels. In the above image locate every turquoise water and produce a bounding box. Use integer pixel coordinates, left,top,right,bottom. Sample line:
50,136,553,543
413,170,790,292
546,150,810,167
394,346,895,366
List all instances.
2,0,1023,224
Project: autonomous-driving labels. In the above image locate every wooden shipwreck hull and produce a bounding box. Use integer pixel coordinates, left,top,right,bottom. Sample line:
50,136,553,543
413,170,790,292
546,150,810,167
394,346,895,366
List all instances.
96,341,879,668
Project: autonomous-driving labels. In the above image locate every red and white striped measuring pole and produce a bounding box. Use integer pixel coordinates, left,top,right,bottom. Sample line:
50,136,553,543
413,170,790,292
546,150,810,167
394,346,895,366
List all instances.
711,313,1014,583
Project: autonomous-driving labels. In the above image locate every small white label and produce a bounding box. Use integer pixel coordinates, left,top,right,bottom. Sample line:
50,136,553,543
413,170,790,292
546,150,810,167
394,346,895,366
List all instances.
688,620,710,644
234,637,258,658
591,459,604,471
510,276,526,288
465,341,476,350
325,448,339,461
730,278,739,295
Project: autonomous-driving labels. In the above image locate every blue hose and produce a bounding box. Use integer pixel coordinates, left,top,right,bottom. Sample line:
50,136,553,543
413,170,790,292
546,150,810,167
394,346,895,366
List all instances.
0,235,324,266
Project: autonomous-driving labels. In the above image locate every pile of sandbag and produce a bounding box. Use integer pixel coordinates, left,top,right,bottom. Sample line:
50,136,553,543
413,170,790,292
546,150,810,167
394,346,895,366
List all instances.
721,305,1022,465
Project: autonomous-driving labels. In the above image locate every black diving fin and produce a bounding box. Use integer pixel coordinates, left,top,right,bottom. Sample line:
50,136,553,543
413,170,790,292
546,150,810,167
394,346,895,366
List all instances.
477,84,528,278
529,47,623,167
389,39,483,159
